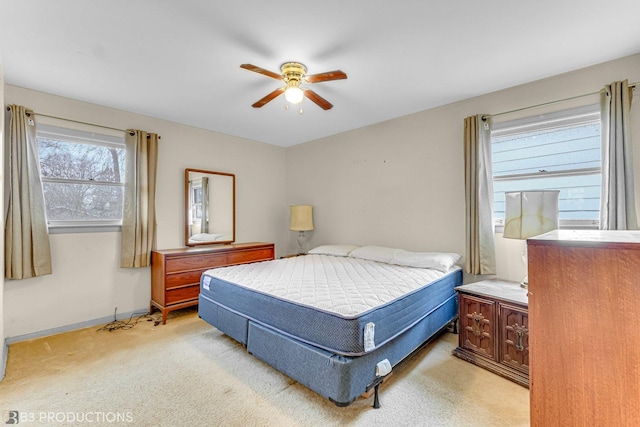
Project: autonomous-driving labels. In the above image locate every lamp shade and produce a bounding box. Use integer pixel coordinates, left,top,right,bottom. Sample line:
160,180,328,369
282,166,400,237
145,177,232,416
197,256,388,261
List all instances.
503,190,559,239
284,87,304,104
289,205,314,231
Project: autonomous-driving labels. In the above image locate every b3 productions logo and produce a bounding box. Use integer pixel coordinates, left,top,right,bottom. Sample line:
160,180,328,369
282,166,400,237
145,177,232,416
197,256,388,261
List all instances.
4,411,22,425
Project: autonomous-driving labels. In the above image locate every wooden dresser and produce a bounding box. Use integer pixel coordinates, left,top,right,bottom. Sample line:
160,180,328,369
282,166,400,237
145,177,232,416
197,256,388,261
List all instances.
528,230,640,427
151,242,274,324
452,279,529,387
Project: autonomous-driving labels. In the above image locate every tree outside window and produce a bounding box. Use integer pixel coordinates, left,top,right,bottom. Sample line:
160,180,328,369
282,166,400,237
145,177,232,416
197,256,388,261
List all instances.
37,124,126,228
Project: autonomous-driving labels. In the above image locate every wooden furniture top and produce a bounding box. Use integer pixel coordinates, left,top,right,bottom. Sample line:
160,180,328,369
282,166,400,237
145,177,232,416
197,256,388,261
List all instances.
153,242,274,256
528,229,640,249
456,279,528,306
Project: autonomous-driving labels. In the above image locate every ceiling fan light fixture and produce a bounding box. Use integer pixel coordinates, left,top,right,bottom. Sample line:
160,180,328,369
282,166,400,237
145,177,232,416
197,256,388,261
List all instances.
284,85,304,104
241,61,345,110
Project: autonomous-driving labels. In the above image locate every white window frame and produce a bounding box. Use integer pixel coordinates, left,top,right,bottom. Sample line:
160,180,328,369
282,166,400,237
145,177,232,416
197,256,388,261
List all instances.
491,104,601,232
36,123,126,233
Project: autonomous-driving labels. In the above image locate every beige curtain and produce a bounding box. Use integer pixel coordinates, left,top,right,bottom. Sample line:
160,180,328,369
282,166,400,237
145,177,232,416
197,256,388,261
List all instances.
464,115,496,274
600,80,637,230
4,105,52,279
120,130,159,268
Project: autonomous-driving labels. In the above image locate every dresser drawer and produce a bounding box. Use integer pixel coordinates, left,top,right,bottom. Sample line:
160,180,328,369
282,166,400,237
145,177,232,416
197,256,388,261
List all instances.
228,248,274,264
166,284,200,304
165,270,205,289
165,253,227,273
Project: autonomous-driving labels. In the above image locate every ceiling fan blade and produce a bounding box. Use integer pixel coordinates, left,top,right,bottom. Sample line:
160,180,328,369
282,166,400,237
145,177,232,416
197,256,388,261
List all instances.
252,87,284,108
304,90,333,110
240,64,283,80
305,70,347,84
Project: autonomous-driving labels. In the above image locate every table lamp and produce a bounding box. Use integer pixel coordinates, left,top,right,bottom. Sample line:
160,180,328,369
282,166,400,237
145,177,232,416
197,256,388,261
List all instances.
503,190,559,288
290,205,314,254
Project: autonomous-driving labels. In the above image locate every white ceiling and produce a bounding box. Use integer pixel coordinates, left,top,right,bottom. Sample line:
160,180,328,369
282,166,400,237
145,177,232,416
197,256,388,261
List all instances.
1,1,640,147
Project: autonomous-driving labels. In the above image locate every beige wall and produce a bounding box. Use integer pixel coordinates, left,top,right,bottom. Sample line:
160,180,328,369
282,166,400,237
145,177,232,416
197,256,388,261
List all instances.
4,53,640,339
286,53,640,282
3,85,287,338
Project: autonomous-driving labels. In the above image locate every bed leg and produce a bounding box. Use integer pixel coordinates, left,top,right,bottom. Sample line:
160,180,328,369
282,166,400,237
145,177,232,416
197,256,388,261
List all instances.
373,383,381,409
368,374,387,409
446,317,458,334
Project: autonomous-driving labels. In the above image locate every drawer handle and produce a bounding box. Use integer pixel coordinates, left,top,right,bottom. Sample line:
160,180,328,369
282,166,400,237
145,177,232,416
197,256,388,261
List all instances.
471,312,484,336
512,324,528,352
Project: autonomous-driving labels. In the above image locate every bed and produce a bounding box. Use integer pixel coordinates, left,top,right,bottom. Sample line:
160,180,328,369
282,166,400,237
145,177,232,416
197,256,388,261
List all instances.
198,244,463,407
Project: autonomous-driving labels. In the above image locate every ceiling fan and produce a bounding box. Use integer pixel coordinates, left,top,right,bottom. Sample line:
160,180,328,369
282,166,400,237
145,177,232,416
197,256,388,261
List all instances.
240,62,347,110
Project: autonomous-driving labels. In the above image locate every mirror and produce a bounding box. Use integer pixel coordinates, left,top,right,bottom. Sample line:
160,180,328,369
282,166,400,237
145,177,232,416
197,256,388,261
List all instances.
185,168,235,246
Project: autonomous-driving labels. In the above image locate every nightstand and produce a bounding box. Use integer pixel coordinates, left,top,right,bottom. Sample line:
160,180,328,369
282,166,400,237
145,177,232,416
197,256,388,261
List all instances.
452,279,529,387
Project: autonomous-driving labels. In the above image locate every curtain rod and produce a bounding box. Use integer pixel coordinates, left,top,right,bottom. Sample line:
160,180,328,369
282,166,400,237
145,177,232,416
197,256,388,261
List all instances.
35,111,130,133
483,81,638,120
5,107,160,138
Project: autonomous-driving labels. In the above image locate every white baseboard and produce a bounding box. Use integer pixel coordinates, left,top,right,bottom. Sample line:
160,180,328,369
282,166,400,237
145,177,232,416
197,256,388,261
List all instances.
5,308,150,345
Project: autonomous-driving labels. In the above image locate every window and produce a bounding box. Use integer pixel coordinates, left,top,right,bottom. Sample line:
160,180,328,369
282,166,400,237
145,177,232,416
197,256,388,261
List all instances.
492,105,601,229
192,185,203,221
36,124,126,231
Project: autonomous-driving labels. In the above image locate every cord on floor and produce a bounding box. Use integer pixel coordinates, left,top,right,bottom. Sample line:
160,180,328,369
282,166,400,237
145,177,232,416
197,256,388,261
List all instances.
97,308,163,332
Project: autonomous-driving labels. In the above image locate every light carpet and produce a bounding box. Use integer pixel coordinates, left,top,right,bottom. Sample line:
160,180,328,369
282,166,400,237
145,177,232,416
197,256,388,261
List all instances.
1,308,529,426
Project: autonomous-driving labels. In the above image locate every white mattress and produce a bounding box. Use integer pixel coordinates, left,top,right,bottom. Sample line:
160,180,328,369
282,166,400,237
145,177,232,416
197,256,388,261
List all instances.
202,254,447,317
199,254,461,355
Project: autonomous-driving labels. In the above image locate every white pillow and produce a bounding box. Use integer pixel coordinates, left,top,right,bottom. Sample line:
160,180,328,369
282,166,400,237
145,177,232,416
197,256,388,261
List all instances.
349,245,461,272
348,246,398,264
189,233,227,242
308,244,360,257
393,249,461,272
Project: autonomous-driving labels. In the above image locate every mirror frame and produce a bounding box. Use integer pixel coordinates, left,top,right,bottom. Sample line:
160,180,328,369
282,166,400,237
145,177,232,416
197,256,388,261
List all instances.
184,168,236,246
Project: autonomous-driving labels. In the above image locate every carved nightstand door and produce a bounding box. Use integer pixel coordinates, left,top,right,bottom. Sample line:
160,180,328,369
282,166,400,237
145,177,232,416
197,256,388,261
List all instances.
500,303,529,373
459,294,496,360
